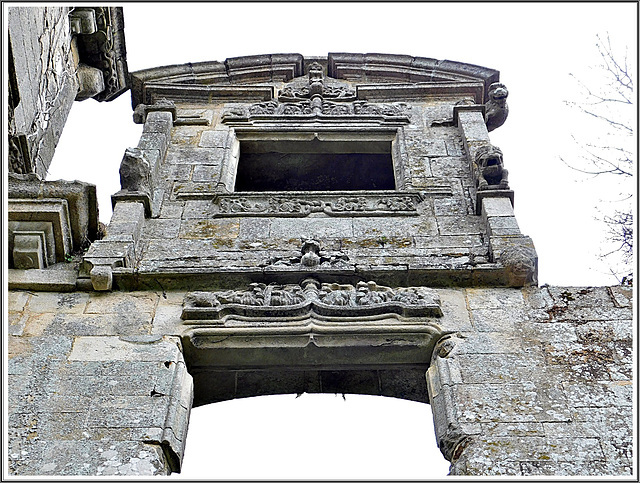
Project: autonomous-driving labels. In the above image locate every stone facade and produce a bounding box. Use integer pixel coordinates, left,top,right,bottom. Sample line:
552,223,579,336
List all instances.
7,285,632,475
5,32,634,478
8,6,128,178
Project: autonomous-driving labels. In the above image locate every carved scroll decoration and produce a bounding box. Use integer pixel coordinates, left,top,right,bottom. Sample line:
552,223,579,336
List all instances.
221,61,410,123
182,278,443,321
212,193,422,217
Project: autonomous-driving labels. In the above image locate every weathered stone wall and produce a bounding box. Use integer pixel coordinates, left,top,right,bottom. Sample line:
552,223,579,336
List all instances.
428,285,633,476
7,285,632,476
8,6,129,178
8,6,79,177
7,290,192,476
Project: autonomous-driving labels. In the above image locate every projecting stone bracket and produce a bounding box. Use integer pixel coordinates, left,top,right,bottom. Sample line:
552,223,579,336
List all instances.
114,104,175,218
82,202,146,291
69,7,129,102
8,199,73,269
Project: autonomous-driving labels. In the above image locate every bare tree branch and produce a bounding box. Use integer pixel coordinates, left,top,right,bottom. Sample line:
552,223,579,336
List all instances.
563,32,635,283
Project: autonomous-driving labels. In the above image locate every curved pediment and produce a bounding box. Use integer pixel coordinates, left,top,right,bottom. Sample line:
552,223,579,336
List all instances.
130,53,500,107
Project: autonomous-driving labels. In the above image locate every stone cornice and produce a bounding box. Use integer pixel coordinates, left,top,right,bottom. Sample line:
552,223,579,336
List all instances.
130,53,500,108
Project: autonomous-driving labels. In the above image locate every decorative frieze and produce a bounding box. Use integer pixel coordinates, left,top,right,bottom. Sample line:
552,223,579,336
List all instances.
181,277,443,321
222,61,410,124
223,100,411,122
203,192,424,217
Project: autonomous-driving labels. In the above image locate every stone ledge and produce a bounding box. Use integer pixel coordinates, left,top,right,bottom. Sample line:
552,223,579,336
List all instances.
9,269,77,292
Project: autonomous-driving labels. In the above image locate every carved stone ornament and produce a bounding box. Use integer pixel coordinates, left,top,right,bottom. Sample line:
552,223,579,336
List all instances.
222,61,410,123
474,144,509,191
499,244,538,286
277,61,356,102
484,82,509,132
182,278,443,321
72,7,129,102
211,193,422,218
265,238,350,269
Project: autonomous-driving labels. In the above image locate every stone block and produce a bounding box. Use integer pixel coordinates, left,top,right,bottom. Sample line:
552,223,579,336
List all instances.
429,156,470,178
9,269,78,292
142,219,181,239
192,164,220,182
143,111,173,135
435,289,473,332
26,292,89,314
352,217,437,238
482,196,515,218
85,292,158,315
151,304,183,336
182,200,216,219
199,130,232,148
8,290,31,312
466,288,525,310
69,336,181,362
179,218,240,240
436,216,483,236
487,216,521,236
270,217,353,239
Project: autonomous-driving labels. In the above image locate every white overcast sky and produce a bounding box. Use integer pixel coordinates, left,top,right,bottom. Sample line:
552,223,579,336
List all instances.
43,2,636,478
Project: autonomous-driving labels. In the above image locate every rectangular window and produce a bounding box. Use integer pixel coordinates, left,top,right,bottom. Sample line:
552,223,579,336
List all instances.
234,138,395,192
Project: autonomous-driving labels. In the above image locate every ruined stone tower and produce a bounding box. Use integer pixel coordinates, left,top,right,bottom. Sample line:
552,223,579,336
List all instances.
7,7,633,477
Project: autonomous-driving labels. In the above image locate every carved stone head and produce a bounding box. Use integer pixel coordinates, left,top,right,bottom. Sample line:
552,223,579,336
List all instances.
488,82,509,101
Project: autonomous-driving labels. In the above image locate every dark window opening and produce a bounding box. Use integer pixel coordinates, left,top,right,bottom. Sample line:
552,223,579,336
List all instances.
234,139,396,191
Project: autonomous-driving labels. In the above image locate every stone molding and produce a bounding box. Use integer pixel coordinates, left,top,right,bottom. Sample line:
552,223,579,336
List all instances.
8,199,72,269
130,53,500,108
7,175,98,252
182,277,443,321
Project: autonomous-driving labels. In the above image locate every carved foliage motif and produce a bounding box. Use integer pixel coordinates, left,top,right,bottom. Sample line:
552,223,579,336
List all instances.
230,101,410,119
222,61,410,121
182,278,443,320
214,194,420,217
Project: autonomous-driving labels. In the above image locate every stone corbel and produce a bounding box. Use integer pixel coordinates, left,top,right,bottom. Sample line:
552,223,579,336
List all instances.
111,101,175,218
133,100,177,124
70,6,129,102
82,201,146,291
489,235,538,287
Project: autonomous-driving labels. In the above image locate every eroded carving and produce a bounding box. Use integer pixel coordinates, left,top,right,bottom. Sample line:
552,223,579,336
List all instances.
474,145,509,191
485,82,509,132
300,239,321,267
213,193,422,217
266,239,349,269
499,244,538,286
225,100,410,120
119,148,150,194
222,63,408,122
277,61,356,102
182,278,443,320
